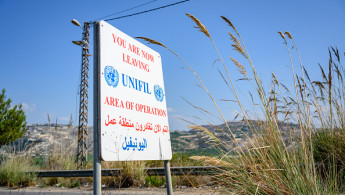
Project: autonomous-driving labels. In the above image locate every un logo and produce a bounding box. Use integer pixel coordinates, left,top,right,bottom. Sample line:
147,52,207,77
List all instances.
154,85,164,102
104,65,119,88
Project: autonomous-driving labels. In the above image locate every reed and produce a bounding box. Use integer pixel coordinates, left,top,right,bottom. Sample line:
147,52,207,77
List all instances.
138,14,344,194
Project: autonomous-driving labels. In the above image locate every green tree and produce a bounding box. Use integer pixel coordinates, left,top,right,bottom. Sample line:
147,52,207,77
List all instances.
0,89,26,147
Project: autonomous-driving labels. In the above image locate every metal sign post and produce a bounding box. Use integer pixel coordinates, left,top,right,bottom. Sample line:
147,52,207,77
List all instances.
164,160,173,195
93,21,101,195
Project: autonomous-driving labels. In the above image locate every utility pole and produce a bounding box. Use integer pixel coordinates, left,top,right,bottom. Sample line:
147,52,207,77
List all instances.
72,20,91,169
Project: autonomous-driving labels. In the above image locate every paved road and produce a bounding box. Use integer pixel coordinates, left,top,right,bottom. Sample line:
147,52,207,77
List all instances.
0,190,163,195
0,191,167,195
0,192,92,195
0,188,165,195
0,187,218,195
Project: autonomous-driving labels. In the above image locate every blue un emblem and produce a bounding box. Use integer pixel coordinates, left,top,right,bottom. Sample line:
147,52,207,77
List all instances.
154,84,164,102
104,65,119,88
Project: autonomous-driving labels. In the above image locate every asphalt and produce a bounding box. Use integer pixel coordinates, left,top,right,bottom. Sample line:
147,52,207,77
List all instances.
0,186,219,195
0,187,166,195
0,192,92,195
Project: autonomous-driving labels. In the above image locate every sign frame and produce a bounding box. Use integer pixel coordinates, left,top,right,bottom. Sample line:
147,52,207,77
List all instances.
97,21,172,161
97,20,172,162
92,21,173,195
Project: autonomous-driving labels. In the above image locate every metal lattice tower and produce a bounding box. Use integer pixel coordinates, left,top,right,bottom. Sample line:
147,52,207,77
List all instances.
77,22,91,169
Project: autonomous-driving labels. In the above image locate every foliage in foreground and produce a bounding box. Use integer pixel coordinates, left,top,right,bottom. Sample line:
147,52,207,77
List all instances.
312,129,345,191
0,153,37,187
2,14,344,193
0,114,209,188
138,13,345,194
99,153,206,188
0,88,27,147
0,149,208,188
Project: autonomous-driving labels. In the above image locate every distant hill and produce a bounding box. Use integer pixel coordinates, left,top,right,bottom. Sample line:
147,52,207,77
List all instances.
171,120,299,155
0,124,93,157
0,120,298,157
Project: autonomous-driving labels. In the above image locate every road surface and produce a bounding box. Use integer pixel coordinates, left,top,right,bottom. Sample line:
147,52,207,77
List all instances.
0,187,220,195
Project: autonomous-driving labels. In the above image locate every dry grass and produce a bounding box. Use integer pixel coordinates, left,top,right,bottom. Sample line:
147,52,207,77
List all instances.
138,13,344,194
0,147,38,187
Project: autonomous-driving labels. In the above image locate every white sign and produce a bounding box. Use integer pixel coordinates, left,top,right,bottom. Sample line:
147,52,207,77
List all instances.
98,20,172,161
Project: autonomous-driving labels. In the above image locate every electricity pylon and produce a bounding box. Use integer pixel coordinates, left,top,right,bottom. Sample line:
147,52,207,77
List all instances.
72,20,91,169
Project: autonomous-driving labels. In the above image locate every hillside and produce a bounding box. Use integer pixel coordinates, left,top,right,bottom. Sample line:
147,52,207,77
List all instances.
0,120,298,157
0,124,93,157
171,120,299,155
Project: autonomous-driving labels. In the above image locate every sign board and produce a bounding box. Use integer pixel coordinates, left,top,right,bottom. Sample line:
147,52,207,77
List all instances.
98,20,172,161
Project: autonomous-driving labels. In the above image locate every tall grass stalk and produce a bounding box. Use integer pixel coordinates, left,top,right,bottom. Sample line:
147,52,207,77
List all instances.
0,146,37,187
138,14,344,194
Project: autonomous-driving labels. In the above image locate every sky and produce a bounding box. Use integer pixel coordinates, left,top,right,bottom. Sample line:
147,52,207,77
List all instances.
0,0,344,130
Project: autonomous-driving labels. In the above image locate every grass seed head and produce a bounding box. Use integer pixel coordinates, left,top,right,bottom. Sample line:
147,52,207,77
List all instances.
284,32,293,39
186,13,210,38
135,37,167,48
230,57,246,76
272,72,279,85
189,156,231,166
278,31,285,40
229,32,247,58
221,16,237,32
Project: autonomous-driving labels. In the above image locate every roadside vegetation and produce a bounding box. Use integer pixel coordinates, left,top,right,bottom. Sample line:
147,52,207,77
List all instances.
0,89,27,147
0,150,37,187
0,141,208,188
138,13,345,194
0,13,344,194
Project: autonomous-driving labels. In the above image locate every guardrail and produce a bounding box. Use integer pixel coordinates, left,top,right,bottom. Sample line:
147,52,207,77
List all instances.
30,166,223,177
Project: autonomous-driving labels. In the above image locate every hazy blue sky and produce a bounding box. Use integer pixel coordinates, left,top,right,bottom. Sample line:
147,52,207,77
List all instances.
1,0,344,130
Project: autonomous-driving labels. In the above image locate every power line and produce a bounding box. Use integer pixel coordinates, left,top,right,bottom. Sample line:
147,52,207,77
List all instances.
92,0,159,21
92,0,190,22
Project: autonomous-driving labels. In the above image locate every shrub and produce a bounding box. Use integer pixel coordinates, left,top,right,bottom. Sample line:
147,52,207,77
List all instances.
313,129,345,190
70,180,81,188
0,154,37,187
0,88,27,147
